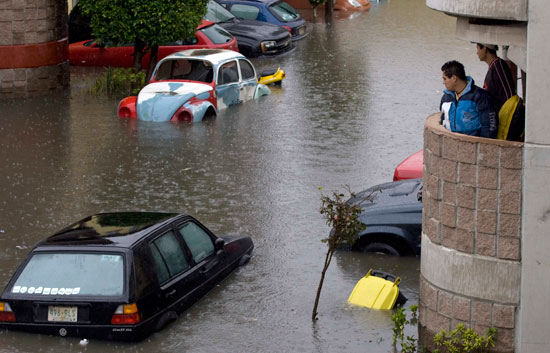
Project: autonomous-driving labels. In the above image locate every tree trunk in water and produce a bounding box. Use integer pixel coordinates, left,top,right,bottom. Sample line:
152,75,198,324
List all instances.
132,40,147,72
312,249,334,321
146,45,159,81
325,0,334,24
325,0,333,24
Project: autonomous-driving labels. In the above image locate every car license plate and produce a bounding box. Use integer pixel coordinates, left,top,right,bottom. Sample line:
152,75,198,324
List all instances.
298,27,305,35
48,306,77,322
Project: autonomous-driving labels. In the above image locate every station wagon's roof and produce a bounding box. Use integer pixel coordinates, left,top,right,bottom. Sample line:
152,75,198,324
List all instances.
161,49,245,65
37,212,182,248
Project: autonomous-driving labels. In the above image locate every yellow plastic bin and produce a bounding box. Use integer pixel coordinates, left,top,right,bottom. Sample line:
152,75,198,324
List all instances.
348,269,406,309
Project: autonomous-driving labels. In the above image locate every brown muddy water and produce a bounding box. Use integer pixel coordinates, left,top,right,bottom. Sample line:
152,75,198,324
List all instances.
0,0,486,352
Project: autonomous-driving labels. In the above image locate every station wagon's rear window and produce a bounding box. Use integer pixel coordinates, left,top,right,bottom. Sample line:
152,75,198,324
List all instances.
11,253,124,297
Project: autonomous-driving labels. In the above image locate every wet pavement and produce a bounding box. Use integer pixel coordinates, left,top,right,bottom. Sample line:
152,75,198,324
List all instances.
0,0,487,352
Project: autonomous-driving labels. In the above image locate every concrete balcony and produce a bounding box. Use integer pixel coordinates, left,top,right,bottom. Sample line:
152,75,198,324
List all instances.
426,0,527,21
419,114,523,353
426,0,528,71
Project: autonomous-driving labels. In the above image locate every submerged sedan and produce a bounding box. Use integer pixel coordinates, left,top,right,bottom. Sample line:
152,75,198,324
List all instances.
204,0,294,57
0,212,253,341
69,20,238,69
118,49,274,122
216,0,307,41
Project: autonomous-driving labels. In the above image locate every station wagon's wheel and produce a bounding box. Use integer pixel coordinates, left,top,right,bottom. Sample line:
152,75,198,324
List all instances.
238,254,251,266
364,242,401,256
155,311,178,332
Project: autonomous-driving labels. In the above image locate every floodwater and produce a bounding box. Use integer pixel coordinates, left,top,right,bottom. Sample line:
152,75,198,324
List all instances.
0,0,487,352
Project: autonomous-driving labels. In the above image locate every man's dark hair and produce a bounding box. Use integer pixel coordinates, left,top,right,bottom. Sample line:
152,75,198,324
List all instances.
441,60,467,81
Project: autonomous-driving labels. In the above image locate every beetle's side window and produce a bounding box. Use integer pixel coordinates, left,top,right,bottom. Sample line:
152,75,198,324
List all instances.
178,222,215,263
150,231,189,283
217,61,239,85
239,60,255,80
230,4,260,20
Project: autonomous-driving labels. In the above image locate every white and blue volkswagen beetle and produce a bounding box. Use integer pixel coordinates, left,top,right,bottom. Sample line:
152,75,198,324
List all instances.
117,49,281,122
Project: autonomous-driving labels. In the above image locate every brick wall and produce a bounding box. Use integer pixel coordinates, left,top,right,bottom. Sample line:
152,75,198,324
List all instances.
0,0,69,98
419,113,523,353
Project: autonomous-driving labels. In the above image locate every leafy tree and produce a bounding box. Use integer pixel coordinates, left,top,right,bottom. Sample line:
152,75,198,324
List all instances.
79,0,208,77
312,186,367,321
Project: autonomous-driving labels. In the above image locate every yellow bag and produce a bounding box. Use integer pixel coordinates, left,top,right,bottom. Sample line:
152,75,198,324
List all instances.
497,95,525,141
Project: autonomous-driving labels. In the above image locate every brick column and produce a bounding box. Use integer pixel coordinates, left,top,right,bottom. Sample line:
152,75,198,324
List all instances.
419,114,523,353
0,0,69,99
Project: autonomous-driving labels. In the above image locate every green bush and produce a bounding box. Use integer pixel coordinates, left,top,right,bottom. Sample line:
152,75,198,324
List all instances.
433,324,497,353
391,306,496,353
90,67,147,97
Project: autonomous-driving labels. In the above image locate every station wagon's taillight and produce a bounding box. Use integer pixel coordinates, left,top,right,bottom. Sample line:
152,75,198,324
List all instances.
111,303,140,325
0,302,16,322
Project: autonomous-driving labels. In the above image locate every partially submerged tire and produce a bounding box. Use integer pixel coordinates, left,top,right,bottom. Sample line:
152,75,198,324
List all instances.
363,242,401,256
238,254,251,266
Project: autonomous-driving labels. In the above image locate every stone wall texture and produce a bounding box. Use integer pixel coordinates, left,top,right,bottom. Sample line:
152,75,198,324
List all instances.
419,114,523,353
0,0,69,98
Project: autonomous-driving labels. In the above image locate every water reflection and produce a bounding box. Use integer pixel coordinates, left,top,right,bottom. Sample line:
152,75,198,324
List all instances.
0,0,488,351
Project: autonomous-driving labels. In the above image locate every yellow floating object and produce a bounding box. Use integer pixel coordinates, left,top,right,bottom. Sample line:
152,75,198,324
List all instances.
348,269,401,310
258,67,285,85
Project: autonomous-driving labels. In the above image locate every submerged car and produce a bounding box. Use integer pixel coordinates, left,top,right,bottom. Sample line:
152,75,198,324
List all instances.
346,179,422,256
334,0,371,11
69,20,238,69
204,0,294,57
216,0,307,41
117,49,276,122
0,212,253,341
393,150,423,181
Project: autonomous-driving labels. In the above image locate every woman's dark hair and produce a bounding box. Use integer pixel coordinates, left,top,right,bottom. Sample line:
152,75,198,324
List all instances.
441,60,467,81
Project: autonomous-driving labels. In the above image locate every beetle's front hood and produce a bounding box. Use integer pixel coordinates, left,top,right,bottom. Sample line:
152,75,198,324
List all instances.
137,82,212,122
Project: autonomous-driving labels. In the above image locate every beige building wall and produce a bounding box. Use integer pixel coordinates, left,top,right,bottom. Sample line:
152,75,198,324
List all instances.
423,0,550,352
517,0,550,351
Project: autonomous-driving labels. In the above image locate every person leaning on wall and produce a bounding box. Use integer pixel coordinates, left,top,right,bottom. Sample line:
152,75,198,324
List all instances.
475,43,525,142
439,60,497,138
475,43,516,113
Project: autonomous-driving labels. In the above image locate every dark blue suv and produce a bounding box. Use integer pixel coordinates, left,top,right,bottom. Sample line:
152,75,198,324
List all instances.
215,0,307,40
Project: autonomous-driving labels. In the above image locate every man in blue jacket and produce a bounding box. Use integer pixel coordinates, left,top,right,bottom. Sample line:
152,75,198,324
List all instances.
440,60,497,138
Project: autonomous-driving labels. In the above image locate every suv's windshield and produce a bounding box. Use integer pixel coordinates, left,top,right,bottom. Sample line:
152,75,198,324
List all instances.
204,0,235,22
11,252,124,297
269,1,300,22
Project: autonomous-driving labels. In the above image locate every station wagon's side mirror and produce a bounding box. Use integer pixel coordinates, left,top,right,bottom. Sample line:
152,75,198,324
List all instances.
215,238,225,251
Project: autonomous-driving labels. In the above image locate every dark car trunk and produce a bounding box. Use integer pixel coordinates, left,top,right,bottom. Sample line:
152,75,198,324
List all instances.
9,299,120,325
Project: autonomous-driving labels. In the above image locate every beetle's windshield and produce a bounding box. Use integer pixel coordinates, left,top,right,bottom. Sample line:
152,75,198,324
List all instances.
11,252,124,297
155,59,213,83
204,0,235,22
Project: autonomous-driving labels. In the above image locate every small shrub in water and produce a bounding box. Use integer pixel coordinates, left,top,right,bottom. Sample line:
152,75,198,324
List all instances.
91,68,146,97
